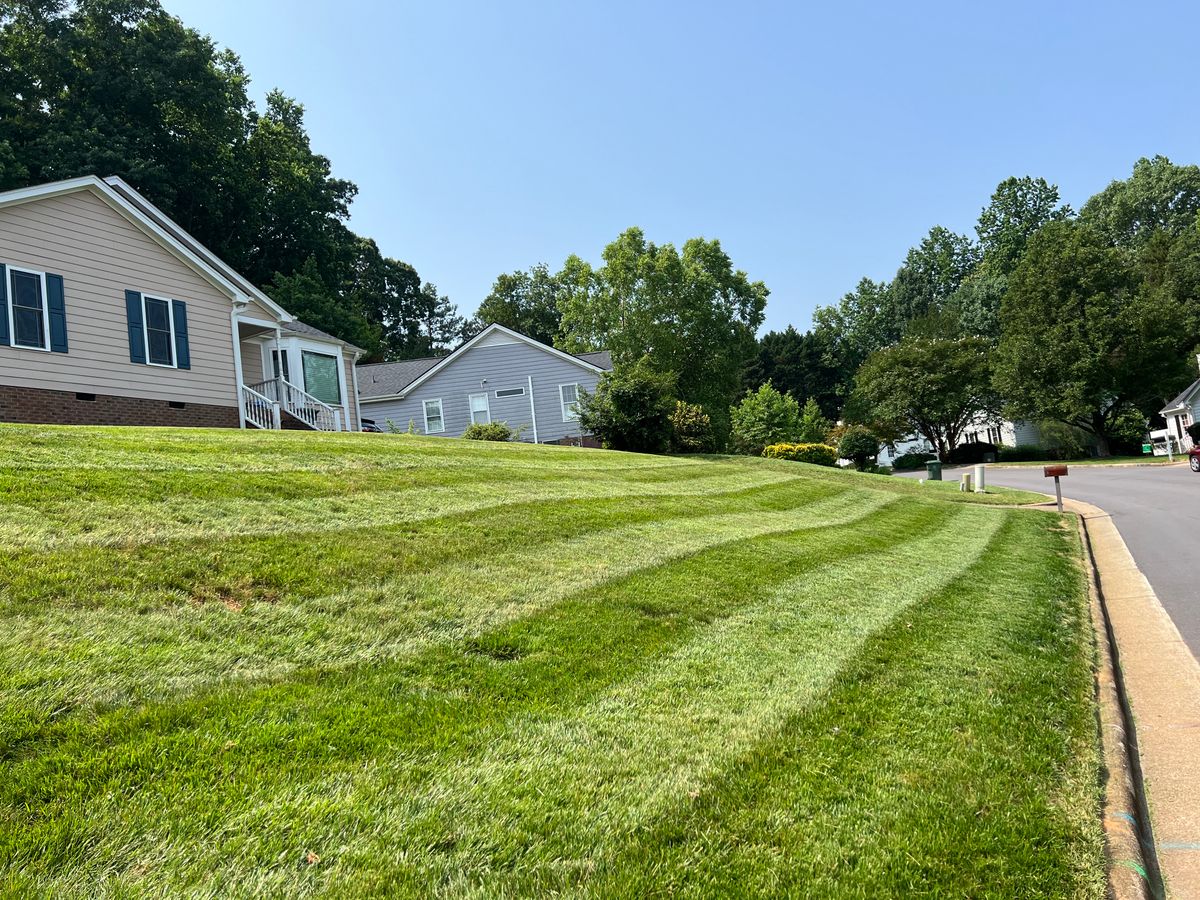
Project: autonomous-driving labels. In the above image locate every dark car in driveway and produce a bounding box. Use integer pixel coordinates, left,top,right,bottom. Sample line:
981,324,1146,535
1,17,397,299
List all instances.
1190,445,1200,472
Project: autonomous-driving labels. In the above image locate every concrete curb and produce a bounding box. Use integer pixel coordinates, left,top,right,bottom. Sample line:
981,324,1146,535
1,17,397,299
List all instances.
1076,509,1159,900
1031,495,1200,899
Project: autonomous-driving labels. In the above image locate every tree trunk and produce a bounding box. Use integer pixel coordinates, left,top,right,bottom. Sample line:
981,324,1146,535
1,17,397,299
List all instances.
1091,411,1111,458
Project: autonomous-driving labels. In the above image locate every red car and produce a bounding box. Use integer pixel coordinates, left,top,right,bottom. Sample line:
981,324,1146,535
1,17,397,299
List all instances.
1191,445,1200,472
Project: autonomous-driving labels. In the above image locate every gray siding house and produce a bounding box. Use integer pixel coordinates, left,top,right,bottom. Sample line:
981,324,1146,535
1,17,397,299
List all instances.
357,324,612,444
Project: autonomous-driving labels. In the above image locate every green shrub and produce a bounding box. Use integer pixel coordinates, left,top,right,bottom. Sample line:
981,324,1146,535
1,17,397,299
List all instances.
997,443,1045,462
761,442,838,466
796,398,833,444
669,401,716,453
837,426,880,470
729,383,801,455
892,450,937,470
576,357,677,454
463,421,515,441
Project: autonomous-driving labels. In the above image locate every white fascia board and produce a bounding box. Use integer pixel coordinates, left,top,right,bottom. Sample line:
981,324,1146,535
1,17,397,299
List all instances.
102,176,293,322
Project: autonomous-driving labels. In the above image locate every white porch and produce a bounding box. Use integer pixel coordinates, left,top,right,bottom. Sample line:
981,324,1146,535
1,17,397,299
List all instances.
234,317,352,431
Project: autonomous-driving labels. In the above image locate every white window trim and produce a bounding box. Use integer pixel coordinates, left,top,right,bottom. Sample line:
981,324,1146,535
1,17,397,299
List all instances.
469,392,491,425
495,387,525,398
559,383,581,422
142,294,178,368
423,397,445,434
6,265,50,352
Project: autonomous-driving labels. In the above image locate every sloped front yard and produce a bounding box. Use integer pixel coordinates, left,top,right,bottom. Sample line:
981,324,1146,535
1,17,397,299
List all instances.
0,427,1102,897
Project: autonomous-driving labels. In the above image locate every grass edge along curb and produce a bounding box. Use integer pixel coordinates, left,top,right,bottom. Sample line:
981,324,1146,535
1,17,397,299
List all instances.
1076,511,1161,900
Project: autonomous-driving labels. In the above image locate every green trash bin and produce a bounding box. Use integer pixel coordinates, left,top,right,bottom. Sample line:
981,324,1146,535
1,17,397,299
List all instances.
925,460,943,481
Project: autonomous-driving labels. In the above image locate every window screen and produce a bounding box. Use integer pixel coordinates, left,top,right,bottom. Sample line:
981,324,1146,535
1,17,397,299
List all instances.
469,392,490,425
560,383,580,420
302,351,341,404
423,399,445,433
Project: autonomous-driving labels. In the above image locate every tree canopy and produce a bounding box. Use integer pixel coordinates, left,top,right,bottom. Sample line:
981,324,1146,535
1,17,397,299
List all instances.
854,335,997,461
474,264,565,345
993,220,1190,455
557,228,767,438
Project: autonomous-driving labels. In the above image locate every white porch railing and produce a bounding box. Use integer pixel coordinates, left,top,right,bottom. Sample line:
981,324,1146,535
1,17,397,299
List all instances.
241,384,282,430
246,377,343,431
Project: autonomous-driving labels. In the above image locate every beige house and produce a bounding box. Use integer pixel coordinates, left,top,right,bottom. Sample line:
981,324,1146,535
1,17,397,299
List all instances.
0,175,360,431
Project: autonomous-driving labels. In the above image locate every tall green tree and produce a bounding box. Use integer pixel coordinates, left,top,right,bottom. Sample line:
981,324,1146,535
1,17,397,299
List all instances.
855,335,997,461
810,276,895,403
994,221,1188,456
474,263,564,344
1081,156,1200,249
742,326,841,417
558,228,767,437
888,226,979,331
975,176,1073,276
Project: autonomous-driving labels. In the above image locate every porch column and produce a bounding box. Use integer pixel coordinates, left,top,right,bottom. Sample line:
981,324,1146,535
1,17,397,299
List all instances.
230,301,248,429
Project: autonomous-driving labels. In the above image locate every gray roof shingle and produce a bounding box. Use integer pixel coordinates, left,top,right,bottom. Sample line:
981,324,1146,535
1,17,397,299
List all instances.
282,319,363,352
355,343,612,400
1161,377,1200,413
356,357,443,399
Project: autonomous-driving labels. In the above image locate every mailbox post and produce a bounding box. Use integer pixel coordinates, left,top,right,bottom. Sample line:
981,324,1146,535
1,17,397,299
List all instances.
1043,464,1068,512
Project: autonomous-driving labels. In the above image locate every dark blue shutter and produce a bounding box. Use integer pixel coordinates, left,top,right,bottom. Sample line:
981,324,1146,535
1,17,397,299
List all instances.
46,273,68,353
125,290,146,364
0,264,8,347
171,299,190,369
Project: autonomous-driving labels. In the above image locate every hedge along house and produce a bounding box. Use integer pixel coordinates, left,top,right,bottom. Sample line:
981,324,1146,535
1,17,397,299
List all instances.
0,176,359,431
357,323,612,443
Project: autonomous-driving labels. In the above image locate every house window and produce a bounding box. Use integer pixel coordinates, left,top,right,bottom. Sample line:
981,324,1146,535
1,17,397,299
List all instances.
423,398,445,433
469,392,490,425
559,383,581,421
495,387,525,398
143,296,176,366
271,348,290,381
9,268,49,350
301,350,341,404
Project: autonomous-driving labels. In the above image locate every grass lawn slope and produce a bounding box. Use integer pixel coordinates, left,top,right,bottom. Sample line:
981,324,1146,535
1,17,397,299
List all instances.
0,426,1102,898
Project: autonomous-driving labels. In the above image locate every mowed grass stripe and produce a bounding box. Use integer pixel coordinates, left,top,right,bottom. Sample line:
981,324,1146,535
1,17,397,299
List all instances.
0,478,836,611
308,506,1003,895
588,513,1103,899
0,466,802,550
0,486,887,727
1,500,957,895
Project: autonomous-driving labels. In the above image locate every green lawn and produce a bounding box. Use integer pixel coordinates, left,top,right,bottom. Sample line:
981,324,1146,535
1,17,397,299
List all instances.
0,426,1103,898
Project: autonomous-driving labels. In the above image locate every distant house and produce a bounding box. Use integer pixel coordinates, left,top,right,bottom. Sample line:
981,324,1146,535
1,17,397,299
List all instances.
0,175,359,431
356,323,612,443
1159,363,1200,451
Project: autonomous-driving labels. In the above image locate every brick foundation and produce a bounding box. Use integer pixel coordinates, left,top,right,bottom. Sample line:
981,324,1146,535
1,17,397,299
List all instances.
0,383,241,428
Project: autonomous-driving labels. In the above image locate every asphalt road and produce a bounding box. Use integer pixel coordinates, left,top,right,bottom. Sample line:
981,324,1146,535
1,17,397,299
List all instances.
906,463,1200,662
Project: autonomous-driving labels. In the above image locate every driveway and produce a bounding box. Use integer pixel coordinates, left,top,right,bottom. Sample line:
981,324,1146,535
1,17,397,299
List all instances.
903,463,1200,662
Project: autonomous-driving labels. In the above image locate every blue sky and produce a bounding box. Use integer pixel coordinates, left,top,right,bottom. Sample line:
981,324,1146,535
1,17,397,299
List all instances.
164,1,1200,331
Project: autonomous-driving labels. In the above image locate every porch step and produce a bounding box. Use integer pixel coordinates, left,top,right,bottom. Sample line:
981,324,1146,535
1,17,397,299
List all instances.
280,410,318,430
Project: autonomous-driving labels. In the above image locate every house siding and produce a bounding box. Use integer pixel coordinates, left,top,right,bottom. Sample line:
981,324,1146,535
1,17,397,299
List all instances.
0,190,239,408
359,341,602,442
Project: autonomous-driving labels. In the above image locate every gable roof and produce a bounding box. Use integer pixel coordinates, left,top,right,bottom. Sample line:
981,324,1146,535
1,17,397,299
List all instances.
0,175,292,321
1161,377,1200,414
282,319,363,353
357,323,612,402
